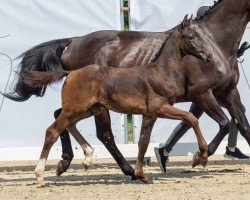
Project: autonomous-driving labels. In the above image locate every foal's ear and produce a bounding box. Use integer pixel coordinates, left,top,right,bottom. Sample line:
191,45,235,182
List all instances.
188,14,193,24
181,14,191,28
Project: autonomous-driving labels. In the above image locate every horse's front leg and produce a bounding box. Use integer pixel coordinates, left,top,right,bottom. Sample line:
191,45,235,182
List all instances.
134,116,156,184
94,109,137,180
66,122,94,170
221,88,250,145
54,108,74,176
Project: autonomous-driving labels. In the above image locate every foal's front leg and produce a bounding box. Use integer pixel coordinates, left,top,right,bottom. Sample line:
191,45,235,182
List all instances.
157,104,208,167
66,123,94,170
134,116,156,183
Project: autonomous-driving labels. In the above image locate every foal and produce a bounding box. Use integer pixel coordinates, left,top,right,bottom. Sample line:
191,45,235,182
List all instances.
23,17,211,187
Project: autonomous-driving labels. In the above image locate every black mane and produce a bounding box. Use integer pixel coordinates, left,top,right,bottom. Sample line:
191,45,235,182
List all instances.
194,0,224,21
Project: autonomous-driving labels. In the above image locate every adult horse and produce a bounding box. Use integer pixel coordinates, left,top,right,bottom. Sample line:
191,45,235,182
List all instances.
3,0,250,177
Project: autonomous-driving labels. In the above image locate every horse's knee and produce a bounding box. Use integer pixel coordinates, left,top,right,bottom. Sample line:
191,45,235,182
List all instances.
220,119,230,135
54,108,62,119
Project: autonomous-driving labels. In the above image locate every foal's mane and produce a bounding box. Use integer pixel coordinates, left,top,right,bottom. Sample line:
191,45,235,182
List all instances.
194,0,224,21
148,27,178,67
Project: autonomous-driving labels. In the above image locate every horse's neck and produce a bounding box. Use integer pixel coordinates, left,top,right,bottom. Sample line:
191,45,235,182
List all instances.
197,0,249,57
153,36,182,79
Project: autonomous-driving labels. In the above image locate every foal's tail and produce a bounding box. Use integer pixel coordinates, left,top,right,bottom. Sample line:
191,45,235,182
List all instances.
21,69,70,89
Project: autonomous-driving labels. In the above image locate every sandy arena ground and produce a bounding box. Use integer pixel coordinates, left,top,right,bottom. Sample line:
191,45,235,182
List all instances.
0,155,249,200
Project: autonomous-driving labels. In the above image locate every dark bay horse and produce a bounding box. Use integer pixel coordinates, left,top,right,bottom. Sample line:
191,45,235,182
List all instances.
3,0,250,177
21,19,211,186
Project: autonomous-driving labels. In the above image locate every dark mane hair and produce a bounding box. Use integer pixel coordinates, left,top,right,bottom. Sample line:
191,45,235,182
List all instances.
149,25,181,65
149,35,169,64
194,0,224,21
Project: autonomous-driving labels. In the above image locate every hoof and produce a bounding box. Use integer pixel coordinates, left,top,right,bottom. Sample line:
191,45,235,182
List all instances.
192,151,208,168
56,160,71,176
144,178,153,184
82,161,90,170
37,182,45,188
135,173,153,184
35,170,45,188
192,151,201,168
200,158,208,168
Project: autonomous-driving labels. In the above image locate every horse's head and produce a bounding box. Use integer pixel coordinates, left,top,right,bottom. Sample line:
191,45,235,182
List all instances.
176,15,212,63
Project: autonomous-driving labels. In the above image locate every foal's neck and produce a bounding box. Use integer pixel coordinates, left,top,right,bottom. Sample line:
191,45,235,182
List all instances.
152,32,182,76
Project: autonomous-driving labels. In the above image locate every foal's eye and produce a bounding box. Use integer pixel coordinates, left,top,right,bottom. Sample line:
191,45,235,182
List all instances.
188,35,194,40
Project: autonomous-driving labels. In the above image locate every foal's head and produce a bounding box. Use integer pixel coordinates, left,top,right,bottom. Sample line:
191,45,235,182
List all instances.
176,15,212,62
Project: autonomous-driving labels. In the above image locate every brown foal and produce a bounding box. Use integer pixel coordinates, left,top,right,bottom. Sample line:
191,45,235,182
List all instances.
23,16,211,187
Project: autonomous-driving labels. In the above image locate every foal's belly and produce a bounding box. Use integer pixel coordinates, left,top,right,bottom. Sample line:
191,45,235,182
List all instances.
105,95,148,115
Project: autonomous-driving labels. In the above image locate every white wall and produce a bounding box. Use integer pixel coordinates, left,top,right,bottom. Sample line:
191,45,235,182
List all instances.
0,0,126,149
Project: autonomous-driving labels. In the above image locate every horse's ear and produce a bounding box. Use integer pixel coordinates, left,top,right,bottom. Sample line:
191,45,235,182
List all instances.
181,14,190,28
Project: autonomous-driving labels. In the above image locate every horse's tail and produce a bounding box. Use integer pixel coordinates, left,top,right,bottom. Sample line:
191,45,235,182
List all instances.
3,38,71,102
21,69,69,89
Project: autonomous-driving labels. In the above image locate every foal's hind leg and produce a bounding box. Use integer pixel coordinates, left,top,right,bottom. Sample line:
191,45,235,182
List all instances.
67,122,94,170
157,104,208,168
35,113,72,187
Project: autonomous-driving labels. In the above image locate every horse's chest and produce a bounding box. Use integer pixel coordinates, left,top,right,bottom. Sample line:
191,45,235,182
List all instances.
213,68,238,90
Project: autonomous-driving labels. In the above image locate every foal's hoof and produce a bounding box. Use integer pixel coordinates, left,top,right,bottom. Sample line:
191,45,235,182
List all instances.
82,161,90,170
142,177,154,184
137,175,153,184
192,151,201,168
37,182,46,188
144,178,153,184
192,151,208,168
35,170,45,188
200,158,208,168
56,160,71,176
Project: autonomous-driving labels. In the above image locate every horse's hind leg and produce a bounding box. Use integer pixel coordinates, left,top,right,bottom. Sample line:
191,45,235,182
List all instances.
54,108,74,176
95,109,136,180
66,122,94,170
157,104,208,168
35,112,73,187
134,116,156,184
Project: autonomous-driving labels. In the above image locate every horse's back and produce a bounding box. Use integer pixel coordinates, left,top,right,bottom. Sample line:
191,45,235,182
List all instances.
61,30,168,70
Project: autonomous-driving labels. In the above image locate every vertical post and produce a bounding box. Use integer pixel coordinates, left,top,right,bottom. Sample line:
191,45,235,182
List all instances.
120,0,125,30
120,0,131,143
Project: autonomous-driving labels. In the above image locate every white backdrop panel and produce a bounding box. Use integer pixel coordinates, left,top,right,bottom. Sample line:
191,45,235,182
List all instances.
130,0,250,144
0,0,125,148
